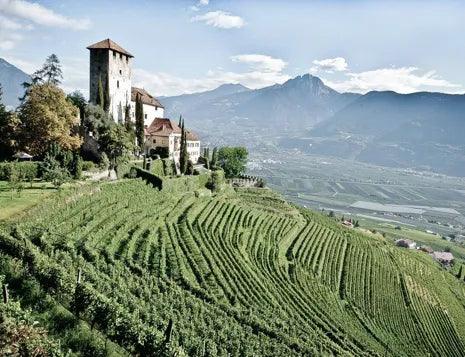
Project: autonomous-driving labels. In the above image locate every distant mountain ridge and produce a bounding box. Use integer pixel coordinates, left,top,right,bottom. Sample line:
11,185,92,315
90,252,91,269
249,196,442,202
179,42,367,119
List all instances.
162,74,361,136
0,58,29,108
162,75,465,176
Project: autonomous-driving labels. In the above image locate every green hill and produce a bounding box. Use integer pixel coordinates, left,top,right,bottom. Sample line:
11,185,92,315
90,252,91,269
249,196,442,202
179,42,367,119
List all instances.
1,179,465,356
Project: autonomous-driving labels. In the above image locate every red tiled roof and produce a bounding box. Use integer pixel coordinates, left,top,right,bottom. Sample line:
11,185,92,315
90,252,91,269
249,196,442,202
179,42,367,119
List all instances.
87,38,134,57
146,118,181,136
146,118,199,141
131,87,164,108
186,131,199,141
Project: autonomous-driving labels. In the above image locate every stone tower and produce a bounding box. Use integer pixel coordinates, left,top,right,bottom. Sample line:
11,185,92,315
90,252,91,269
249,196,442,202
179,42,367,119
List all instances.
87,39,133,123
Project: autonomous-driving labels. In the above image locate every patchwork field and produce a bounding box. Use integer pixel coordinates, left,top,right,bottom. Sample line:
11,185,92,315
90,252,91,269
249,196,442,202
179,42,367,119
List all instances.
249,150,465,237
1,179,465,355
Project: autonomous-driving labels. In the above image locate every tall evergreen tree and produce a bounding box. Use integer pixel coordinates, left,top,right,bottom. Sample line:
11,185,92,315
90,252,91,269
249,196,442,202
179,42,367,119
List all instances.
178,115,182,128
124,102,133,132
97,75,104,109
135,93,145,151
211,147,218,168
104,74,111,112
180,119,189,174
42,54,63,85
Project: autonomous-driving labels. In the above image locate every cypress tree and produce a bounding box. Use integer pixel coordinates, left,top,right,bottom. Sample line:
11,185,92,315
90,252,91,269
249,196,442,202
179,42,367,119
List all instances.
97,75,104,109
180,119,189,174
211,147,218,168
178,115,182,128
124,102,133,132
104,74,111,112
135,93,145,151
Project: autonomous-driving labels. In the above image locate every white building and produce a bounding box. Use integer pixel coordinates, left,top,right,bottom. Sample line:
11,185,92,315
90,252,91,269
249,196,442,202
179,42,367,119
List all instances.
87,39,165,125
145,118,200,163
130,87,164,127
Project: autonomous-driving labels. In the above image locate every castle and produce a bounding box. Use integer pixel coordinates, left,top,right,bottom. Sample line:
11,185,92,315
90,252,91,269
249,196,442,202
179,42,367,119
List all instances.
87,39,200,163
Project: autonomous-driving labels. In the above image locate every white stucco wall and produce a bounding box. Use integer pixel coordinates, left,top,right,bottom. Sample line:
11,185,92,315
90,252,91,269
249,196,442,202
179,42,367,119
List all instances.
130,102,164,127
145,133,199,163
108,50,132,123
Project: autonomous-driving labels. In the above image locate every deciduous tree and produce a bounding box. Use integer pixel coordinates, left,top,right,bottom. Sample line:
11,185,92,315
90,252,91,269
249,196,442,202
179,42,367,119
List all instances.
217,147,248,178
18,84,81,157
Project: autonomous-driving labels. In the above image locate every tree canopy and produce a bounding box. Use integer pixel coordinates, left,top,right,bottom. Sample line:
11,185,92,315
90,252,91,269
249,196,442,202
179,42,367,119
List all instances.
0,83,20,160
18,84,81,156
217,147,248,178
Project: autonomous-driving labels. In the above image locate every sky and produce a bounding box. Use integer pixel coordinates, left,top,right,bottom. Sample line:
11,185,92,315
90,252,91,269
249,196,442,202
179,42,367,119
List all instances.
1,0,465,97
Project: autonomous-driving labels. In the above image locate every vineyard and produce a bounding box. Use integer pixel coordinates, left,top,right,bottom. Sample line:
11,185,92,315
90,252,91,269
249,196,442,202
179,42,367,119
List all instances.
1,179,465,355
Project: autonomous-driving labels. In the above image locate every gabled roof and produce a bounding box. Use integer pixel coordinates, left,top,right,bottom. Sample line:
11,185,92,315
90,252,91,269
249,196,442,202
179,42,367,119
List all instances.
186,131,199,141
87,39,134,58
132,87,164,108
146,118,200,141
146,118,181,137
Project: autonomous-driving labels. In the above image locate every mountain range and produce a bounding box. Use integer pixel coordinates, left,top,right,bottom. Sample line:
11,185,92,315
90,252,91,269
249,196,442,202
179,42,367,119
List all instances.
162,74,465,177
0,58,29,108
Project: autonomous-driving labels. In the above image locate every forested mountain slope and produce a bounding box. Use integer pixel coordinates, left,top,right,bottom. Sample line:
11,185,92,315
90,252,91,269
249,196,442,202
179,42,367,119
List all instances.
1,180,465,355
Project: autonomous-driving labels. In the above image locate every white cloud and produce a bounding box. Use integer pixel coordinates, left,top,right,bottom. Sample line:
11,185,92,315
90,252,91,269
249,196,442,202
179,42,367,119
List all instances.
0,0,90,30
199,0,209,5
0,0,90,50
323,66,462,94
231,54,287,73
310,57,348,73
191,11,244,29
133,54,289,96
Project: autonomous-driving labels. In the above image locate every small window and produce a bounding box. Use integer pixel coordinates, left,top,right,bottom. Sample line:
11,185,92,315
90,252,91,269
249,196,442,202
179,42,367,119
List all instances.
117,80,120,88
120,53,123,59
144,114,147,119
153,139,156,144
119,69,122,75
113,51,116,59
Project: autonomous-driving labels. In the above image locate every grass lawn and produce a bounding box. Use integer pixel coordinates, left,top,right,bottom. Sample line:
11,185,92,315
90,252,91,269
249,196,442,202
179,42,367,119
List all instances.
0,181,57,221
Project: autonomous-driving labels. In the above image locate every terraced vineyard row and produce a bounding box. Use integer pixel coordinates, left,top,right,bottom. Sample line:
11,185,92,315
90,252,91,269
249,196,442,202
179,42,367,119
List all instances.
1,179,465,355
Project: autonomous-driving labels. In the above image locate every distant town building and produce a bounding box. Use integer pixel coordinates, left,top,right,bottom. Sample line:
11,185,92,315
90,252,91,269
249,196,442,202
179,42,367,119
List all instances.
395,239,417,249
432,251,454,265
145,118,200,163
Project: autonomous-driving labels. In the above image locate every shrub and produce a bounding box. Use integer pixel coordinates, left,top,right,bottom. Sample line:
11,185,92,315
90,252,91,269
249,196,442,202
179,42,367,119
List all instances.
207,169,224,192
0,162,39,182
99,152,110,170
162,159,175,177
151,159,165,177
81,161,95,171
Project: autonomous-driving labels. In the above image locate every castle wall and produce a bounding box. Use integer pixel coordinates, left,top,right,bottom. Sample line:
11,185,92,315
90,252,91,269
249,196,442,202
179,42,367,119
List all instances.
108,51,132,123
89,49,132,123
89,49,109,106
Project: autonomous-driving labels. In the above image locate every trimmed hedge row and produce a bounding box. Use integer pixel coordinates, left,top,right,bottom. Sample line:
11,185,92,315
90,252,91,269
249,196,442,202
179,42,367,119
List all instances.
0,161,40,181
130,167,163,190
131,166,211,193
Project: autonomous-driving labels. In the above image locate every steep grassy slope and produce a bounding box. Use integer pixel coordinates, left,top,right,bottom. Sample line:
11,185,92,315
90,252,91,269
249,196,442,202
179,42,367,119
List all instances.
1,180,465,355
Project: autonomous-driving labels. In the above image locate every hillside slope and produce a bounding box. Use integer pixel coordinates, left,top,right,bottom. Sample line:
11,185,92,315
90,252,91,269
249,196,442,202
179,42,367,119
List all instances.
1,180,465,355
0,58,29,108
